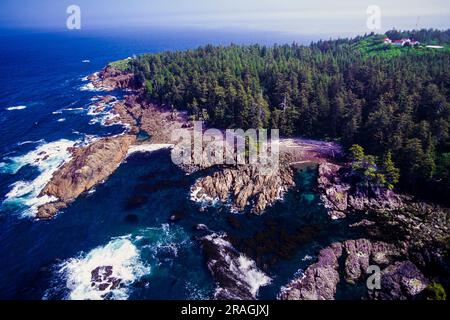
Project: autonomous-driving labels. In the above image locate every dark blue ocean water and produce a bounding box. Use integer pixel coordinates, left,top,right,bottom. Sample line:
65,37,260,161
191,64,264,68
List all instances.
0,28,360,300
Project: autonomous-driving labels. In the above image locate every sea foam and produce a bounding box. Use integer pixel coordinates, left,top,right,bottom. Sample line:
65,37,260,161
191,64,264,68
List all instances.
0,139,77,217
234,255,272,297
6,105,27,111
46,224,188,300
80,83,101,92
53,237,150,300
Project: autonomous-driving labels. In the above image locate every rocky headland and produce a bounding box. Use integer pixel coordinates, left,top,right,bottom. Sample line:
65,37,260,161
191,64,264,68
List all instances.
190,138,344,215
87,65,140,92
36,66,190,219
37,135,136,219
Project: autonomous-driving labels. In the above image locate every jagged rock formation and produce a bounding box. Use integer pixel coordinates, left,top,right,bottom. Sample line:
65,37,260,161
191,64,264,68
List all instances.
371,261,429,300
191,157,295,214
279,238,428,300
199,233,271,300
37,135,136,219
90,266,122,293
279,243,343,300
343,239,406,284
317,163,403,219
89,95,117,114
106,95,190,143
88,66,140,91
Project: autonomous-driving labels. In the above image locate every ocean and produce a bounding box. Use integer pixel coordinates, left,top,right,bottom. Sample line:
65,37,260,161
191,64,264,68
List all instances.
0,27,361,300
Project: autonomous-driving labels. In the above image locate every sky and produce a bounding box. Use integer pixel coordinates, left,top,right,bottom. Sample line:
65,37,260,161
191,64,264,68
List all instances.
0,0,449,36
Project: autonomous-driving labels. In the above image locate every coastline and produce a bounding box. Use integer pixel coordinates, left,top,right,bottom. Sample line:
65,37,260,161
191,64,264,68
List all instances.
33,62,450,301
36,66,190,219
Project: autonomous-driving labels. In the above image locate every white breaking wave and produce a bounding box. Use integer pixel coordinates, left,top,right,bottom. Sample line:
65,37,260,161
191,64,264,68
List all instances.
53,107,83,115
17,139,45,146
302,254,314,261
6,105,27,111
45,224,189,300
57,118,66,122
80,82,102,92
62,107,84,112
53,237,150,300
203,233,271,299
0,139,77,217
234,255,272,297
190,185,221,208
126,144,173,157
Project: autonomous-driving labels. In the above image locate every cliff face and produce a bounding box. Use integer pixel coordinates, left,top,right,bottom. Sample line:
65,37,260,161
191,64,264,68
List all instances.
37,135,136,219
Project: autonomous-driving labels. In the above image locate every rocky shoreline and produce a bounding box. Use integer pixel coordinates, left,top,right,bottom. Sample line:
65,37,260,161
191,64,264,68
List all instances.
191,156,295,214
37,66,190,219
36,63,450,300
279,161,450,300
37,135,136,219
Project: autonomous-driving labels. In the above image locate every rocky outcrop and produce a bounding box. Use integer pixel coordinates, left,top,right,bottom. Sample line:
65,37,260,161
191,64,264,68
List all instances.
191,158,295,214
371,261,429,300
279,243,343,300
88,66,140,91
90,266,122,293
37,135,136,219
385,202,450,246
317,163,403,219
279,238,427,300
89,95,117,114
199,233,271,300
100,94,190,144
34,65,191,219
343,239,405,284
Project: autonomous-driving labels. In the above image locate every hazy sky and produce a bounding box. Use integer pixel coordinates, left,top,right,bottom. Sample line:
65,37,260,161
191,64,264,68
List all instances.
0,0,449,36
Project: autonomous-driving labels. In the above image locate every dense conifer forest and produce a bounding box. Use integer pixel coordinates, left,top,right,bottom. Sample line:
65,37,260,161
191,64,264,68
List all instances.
123,29,450,203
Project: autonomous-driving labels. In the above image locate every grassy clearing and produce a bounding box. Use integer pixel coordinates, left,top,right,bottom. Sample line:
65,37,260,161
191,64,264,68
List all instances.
108,57,133,71
354,35,450,59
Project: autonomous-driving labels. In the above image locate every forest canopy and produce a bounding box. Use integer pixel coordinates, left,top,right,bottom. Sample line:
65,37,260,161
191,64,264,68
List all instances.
125,29,450,203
